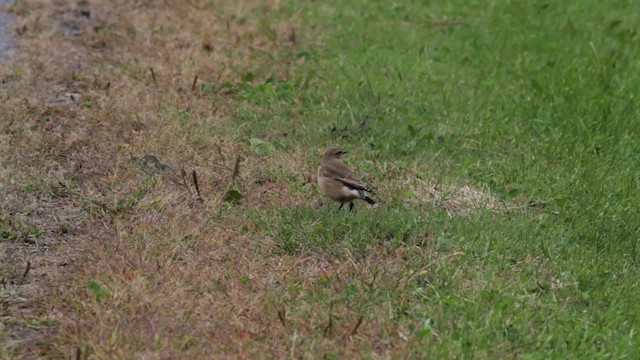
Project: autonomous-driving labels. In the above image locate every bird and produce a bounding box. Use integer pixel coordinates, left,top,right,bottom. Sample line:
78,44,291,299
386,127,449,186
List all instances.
317,147,377,212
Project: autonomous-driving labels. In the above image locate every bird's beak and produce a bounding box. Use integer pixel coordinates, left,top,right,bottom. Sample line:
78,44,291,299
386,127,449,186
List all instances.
340,150,348,154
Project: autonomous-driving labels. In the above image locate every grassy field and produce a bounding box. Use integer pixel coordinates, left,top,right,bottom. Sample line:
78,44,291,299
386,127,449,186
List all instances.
1,0,639,358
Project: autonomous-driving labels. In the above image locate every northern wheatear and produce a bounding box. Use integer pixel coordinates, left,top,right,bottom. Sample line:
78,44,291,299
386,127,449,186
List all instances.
317,147,377,211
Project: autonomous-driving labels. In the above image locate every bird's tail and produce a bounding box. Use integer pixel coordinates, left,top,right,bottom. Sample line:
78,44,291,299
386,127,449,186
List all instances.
358,190,378,208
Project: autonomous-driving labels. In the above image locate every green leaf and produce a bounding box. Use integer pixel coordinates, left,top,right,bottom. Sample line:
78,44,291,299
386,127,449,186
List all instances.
412,318,434,339
324,352,338,360
86,280,111,301
241,72,254,82
223,189,242,204
133,154,169,175
249,138,273,155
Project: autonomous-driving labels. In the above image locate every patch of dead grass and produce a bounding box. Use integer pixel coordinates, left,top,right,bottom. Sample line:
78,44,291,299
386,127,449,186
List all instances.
422,179,513,216
1,0,307,357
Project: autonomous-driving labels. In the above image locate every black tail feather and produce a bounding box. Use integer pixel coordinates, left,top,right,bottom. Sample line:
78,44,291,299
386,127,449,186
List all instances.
363,196,376,206
359,191,377,206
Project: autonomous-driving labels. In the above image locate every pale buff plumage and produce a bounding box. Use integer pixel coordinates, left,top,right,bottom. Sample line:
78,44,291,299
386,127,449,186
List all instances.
317,147,377,211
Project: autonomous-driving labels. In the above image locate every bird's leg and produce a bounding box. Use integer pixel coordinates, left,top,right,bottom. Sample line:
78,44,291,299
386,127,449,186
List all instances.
349,202,354,212
338,202,344,211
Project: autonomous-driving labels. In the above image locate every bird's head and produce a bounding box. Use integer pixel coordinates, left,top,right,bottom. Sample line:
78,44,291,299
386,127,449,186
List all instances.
323,147,348,160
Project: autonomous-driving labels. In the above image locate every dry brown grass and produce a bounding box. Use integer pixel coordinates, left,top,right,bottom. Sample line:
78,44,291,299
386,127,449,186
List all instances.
0,0,307,357
1,1,502,358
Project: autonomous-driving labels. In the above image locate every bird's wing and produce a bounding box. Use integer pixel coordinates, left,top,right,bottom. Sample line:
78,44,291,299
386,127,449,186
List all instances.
336,176,371,192
320,160,371,192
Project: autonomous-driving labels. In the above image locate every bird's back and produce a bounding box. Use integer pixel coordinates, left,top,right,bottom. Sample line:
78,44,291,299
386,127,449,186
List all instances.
319,159,354,180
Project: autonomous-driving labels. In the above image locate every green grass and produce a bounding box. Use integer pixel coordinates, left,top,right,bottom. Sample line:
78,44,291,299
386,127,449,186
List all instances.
233,0,640,357
253,206,432,255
